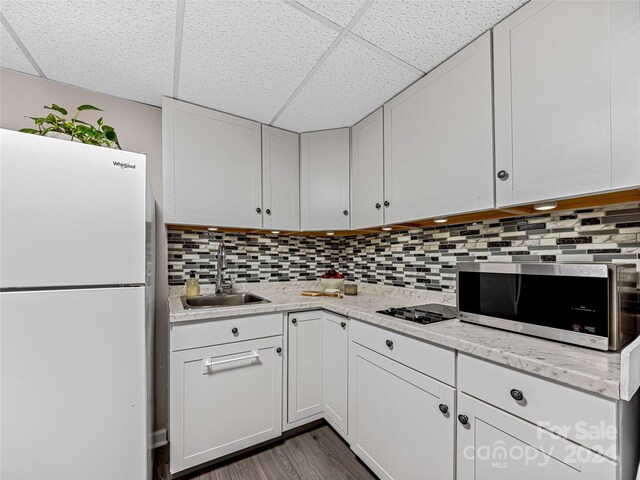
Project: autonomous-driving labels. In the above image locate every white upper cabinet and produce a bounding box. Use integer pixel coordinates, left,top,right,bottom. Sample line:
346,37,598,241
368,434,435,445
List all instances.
162,97,263,228
383,32,494,225
300,129,350,231
262,126,300,231
350,108,385,229
494,0,640,207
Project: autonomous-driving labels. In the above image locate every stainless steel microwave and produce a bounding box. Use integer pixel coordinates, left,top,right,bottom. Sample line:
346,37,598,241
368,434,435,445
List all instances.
456,263,639,351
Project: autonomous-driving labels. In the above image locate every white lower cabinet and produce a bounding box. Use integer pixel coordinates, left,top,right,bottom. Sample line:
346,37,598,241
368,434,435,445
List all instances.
456,392,616,480
323,312,349,437
348,341,455,480
170,314,284,474
287,311,325,423
285,310,349,436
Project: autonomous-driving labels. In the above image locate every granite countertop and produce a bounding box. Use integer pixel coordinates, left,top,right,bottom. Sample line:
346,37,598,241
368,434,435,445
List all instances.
168,282,637,402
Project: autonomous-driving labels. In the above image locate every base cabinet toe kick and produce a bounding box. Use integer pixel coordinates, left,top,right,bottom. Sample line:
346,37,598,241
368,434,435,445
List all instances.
170,314,640,479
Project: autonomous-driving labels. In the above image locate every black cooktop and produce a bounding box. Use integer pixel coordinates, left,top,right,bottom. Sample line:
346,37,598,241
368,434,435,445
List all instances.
376,303,457,325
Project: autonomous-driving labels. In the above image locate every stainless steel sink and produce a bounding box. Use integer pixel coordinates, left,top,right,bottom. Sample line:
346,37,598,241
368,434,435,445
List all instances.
181,293,271,309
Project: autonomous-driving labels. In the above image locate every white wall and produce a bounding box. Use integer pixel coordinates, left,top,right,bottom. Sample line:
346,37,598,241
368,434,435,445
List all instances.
0,68,169,432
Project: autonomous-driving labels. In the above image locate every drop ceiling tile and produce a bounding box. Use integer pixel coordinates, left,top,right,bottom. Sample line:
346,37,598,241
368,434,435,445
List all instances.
296,0,366,27
0,24,37,75
352,0,527,72
179,0,338,125
274,36,420,132
1,0,175,106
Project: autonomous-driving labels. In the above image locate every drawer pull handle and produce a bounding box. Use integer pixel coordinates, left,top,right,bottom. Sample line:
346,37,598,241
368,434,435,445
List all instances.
276,347,282,354
204,350,259,369
510,389,524,402
231,327,238,335
385,339,393,349
438,404,449,415
341,322,346,329
458,414,469,426
291,318,297,324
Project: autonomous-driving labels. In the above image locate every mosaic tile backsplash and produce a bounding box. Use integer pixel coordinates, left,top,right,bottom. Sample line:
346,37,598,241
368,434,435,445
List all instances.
168,203,640,292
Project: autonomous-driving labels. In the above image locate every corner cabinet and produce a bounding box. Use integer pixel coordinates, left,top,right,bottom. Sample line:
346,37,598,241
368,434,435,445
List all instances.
383,31,494,224
300,129,350,231
162,97,263,228
493,0,640,207
350,108,385,229
323,312,349,437
285,311,349,439
262,126,300,231
287,311,325,423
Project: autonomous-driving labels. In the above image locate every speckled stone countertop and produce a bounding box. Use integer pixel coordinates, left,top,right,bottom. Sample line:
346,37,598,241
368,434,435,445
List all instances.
169,281,638,401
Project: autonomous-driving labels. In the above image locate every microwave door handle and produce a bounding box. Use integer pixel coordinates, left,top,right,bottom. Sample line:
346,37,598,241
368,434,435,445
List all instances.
514,276,523,316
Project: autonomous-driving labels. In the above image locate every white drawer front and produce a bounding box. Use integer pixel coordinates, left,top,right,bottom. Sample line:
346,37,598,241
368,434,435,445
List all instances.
458,354,618,459
171,313,283,351
350,320,455,386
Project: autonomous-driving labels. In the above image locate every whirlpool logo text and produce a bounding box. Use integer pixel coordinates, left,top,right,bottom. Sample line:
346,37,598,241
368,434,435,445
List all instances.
113,161,136,170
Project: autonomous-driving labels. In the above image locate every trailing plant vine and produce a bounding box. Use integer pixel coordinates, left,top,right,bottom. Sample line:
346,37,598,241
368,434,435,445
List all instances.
20,104,121,149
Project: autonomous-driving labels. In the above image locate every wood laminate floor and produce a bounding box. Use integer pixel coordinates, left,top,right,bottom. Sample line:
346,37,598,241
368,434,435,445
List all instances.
155,424,377,480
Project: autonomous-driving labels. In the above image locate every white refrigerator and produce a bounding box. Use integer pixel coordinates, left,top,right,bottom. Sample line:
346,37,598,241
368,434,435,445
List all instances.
0,128,155,480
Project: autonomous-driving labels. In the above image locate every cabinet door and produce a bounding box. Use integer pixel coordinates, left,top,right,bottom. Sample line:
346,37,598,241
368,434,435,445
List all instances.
494,1,640,206
457,393,616,480
383,32,494,224
300,129,350,231
262,126,300,231
323,313,348,438
351,108,384,229
287,311,324,423
170,336,283,473
162,97,263,228
349,343,455,480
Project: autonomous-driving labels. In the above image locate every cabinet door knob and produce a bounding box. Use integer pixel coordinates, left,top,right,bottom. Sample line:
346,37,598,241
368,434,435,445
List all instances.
383,201,390,208
276,347,282,354
385,339,393,349
458,414,469,425
375,203,381,210
438,404,449,415
265,208,271,215
231,327,238,335
497,170,509,181
341,322,346,329
343,210,349,216
510,389,524,402
291,318,297,324
256,207,262,214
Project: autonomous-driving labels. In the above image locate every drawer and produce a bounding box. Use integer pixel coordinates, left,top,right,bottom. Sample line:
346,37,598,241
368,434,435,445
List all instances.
458,354,618,459
350,320,455,386
171,313,283,351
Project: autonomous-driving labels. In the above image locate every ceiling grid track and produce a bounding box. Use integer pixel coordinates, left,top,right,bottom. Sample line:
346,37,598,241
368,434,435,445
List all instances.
346,32,424,76
269,0,373,126
0,12,46,78
172,0,186,98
